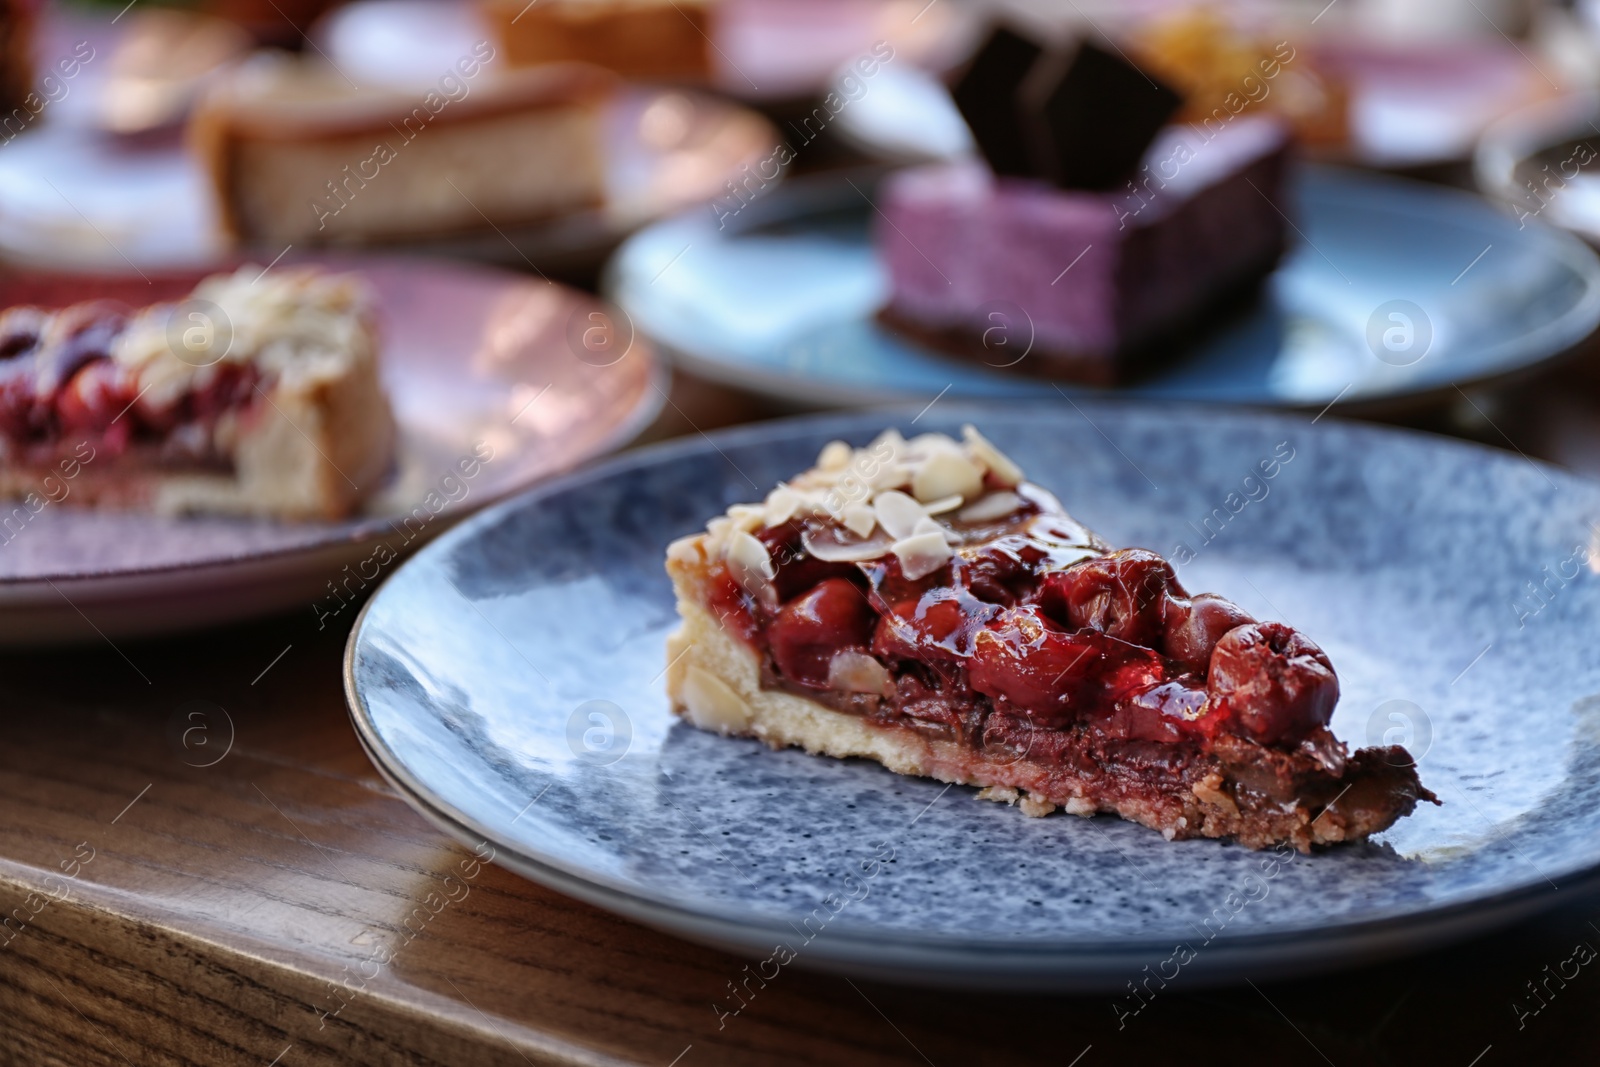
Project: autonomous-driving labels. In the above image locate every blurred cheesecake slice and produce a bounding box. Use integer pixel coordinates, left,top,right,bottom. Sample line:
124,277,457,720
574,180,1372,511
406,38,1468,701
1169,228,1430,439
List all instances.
191,53,615,245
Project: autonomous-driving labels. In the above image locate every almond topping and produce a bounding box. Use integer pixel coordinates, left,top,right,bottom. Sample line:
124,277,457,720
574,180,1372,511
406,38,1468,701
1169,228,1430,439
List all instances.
962,425,1023,487
911,450,983,504
817,440,852,471
803,528,893,562
868,463,913,491
872,490,926,541
762,486,801,527
727,504,765,534
679,666,752,734
891,529,952,580
840,503,877,539
957,491,1023,523
725,529,775,588
826,650,892,695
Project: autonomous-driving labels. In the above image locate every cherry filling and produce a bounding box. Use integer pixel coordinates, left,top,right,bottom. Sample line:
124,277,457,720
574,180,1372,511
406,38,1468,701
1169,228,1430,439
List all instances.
709,506,1338,753
0,305,261,460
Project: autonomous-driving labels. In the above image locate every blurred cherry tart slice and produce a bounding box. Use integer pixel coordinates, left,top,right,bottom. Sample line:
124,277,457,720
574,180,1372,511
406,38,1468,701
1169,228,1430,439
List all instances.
0,265,394,519
664,427,1437,851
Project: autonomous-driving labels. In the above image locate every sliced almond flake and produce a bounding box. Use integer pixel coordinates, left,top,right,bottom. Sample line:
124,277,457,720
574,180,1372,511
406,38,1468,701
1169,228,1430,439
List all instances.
817,440,853,471
791,487,833,517
909,432,965,457
921,494,964,516
962,424,1023,487
762,485,801,527
679,666,752,734
725,529,776,587
802,528,893,562
704,515,734,553
827,650,892,696
820,477,872,516
872,490,926,541
869,428,908,456
911,450,983,504
726,504,765,534
840,503,877,539
958,491,1024,523
867,462,913,491
892,530,953,580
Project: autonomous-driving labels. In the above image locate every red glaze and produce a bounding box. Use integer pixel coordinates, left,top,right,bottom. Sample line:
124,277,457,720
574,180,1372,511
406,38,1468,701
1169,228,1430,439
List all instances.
766,577,876,689
710,500,1337,750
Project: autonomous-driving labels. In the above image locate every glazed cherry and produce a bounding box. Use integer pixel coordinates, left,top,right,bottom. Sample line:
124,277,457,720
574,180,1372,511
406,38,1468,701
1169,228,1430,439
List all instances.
872,587,996,666
962,536,1045,604
35,305,125,395
757,520,859,602
1039,549,1179,646
1206,622,1338,744
967,605,1167,727
767,577,877,689
57,359,132,433
1163,593,1255,672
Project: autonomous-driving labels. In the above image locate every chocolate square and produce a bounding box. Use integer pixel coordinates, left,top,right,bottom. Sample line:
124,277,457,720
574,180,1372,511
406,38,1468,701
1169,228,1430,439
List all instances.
1022,40,1183,191
949,25,1045,179
951,25,1183,192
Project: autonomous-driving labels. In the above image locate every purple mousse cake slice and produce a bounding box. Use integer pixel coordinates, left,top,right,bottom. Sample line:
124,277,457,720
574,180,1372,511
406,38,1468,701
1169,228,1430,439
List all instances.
876,115,1292,385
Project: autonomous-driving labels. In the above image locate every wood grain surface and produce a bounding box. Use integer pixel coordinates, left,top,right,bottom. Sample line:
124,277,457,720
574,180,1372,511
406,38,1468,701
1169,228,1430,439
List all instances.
3,377,1600,1067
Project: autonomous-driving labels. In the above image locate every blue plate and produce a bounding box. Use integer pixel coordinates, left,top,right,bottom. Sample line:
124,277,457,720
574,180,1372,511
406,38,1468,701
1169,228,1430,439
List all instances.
345,404,1600,990
606,167,1600,409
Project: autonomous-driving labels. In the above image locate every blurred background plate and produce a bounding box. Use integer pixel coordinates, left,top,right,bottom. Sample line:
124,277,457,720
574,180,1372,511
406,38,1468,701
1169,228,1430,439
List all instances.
831,18,1556,172
0,84,775,282
0,257,662,645
319,0,977,105
1477,88,1600,245
347,403,1600,990
607,165,1600,411
1300,36,1556,170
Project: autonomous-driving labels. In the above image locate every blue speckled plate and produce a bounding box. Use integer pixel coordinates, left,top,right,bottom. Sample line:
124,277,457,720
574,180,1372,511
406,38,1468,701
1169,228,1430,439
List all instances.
605,167,1600,410
344,404,1600,990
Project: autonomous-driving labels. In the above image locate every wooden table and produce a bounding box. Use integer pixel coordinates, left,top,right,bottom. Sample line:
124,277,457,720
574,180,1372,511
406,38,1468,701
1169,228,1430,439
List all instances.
4,371,1600,1067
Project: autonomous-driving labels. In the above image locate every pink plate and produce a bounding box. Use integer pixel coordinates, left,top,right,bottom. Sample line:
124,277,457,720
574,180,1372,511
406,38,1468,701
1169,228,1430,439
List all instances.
0,257,662,644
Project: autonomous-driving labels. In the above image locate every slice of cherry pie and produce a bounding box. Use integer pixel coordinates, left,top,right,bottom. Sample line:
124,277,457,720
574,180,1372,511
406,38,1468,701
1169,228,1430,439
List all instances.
665,428,1435,851
0,265,394,519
